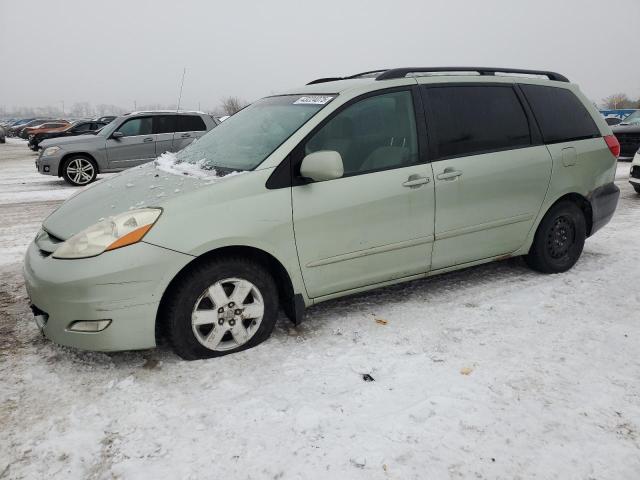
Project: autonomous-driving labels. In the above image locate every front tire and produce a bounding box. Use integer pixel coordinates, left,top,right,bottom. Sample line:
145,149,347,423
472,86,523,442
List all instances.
162,258,279,360
525,201,586,274
634,185,640,194
61,155,97,186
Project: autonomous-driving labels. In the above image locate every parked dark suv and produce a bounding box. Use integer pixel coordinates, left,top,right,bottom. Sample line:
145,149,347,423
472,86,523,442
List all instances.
612,110,640,161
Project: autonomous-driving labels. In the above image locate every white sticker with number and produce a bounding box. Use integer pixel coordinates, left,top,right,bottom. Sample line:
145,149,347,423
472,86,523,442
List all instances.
293,96,334,105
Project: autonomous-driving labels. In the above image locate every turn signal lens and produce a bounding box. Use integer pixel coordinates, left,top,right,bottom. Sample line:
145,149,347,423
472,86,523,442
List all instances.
105,224,153,251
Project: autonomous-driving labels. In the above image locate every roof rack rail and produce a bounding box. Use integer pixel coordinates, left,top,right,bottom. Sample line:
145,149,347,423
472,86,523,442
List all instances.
375,67,569,82
306,69,388,85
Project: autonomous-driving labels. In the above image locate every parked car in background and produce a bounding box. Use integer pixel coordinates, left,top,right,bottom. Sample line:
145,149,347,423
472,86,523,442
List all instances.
629,148,640,194
24,121,70,142
37,110,218,185
7,118,44,137
21,120,69,139
96,115,117,124
28,120,108,150
0,125,5,144
24,67,619,359
612,110,640,161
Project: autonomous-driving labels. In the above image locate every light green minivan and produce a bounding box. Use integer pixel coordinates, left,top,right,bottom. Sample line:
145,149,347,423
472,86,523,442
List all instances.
24,67,621,359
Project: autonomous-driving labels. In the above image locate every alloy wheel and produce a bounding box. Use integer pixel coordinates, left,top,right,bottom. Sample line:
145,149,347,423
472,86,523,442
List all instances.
191,277,265,352
66,158,95,185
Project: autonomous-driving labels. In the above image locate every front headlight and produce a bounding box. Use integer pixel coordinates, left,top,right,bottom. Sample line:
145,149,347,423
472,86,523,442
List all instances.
52,208,162,259
42,146,61,156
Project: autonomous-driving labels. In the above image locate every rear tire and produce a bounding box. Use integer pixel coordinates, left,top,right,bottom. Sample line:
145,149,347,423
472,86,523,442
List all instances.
525,201,586,274
61,155,97,186
162,257,279,360
634,185,640,194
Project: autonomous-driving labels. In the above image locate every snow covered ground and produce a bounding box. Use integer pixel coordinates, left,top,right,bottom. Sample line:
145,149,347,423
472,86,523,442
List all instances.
1,140,639,479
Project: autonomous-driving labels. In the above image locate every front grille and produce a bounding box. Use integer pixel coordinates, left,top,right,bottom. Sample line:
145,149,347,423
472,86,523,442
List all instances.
615,132,640,157
631,165,640,180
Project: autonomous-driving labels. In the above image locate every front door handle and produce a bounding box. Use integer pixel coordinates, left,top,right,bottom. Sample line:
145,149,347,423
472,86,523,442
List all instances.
180,133,191,138
436,169,463,181
402,175,430,188
143,137,154,143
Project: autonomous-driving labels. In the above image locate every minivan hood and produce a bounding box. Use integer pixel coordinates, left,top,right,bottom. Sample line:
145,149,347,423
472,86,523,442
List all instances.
40,134,102,149
43,162,231,240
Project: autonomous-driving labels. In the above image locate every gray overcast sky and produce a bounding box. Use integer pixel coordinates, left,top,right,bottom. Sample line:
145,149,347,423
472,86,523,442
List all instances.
1,0,638,111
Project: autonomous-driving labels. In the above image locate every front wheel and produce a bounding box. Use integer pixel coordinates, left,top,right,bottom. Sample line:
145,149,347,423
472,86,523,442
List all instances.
61,155,97,186
163,258,279,360
634,185,640,194
525,201,586,274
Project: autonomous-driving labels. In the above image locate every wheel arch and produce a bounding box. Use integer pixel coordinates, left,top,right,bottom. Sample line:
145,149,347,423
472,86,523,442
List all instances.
58,152,99,177
546,192,593,237
156,245,300,343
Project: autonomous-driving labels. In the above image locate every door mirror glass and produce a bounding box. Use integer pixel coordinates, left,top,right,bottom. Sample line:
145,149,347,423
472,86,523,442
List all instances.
300,150,344,182
111,131,124,139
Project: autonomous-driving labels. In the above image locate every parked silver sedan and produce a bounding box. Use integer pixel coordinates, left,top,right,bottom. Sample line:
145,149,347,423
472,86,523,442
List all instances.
36,111,218,185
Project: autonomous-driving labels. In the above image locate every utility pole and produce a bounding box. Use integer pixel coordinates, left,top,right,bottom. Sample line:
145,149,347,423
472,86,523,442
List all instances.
134,100,137,111
61,100,65,116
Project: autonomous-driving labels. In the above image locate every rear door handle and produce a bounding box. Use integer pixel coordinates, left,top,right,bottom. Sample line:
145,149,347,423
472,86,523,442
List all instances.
402,175,430,188
436,169,463,181
143,137,154,143
180,133,191,138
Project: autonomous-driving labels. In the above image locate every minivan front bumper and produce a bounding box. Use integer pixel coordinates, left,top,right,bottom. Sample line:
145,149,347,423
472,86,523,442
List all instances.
23,239,193,352
589,182,620,236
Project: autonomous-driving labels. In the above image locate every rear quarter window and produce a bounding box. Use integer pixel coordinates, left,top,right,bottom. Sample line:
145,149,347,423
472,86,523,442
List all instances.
520,84,600,144
177,115,207,132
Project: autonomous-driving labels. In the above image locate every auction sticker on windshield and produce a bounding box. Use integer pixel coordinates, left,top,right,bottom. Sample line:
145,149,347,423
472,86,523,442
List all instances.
293,96,334,105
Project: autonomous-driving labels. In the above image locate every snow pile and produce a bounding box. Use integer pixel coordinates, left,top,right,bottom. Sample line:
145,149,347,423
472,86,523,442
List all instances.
2,142,640,480
154,151,242,179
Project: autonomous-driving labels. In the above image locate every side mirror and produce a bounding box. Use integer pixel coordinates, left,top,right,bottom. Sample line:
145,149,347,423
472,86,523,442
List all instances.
111,131,124,139
300,150,344,182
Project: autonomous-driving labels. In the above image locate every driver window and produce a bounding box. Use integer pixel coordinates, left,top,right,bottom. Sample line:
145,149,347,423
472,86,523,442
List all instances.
118,117,153,137
305,90,418,176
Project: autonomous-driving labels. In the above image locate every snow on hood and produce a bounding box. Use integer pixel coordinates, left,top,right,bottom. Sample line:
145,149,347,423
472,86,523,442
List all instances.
153,151,244,179
42,159,244,240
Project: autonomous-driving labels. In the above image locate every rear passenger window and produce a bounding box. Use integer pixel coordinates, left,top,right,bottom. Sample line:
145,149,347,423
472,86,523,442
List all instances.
425,85,531,159
177,115,206,132
155,115,177,134
520,84,600,144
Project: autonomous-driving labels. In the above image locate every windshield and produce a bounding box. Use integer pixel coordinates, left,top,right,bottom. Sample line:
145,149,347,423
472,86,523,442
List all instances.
621,110,640,125
174,95,334,170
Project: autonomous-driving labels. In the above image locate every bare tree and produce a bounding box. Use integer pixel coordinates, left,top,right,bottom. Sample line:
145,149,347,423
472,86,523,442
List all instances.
602,93,635,109
220,96,246,116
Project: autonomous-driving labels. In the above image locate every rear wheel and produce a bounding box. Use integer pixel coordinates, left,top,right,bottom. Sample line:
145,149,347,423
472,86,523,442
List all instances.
163,258,279,360
61,155,97,186
525,201,586,273
634,185,640,194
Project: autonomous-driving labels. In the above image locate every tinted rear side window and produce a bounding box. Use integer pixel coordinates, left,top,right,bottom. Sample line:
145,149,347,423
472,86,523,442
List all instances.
177,115,206,132
424,85,531,159
154,115,177,134
520,85,600,143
